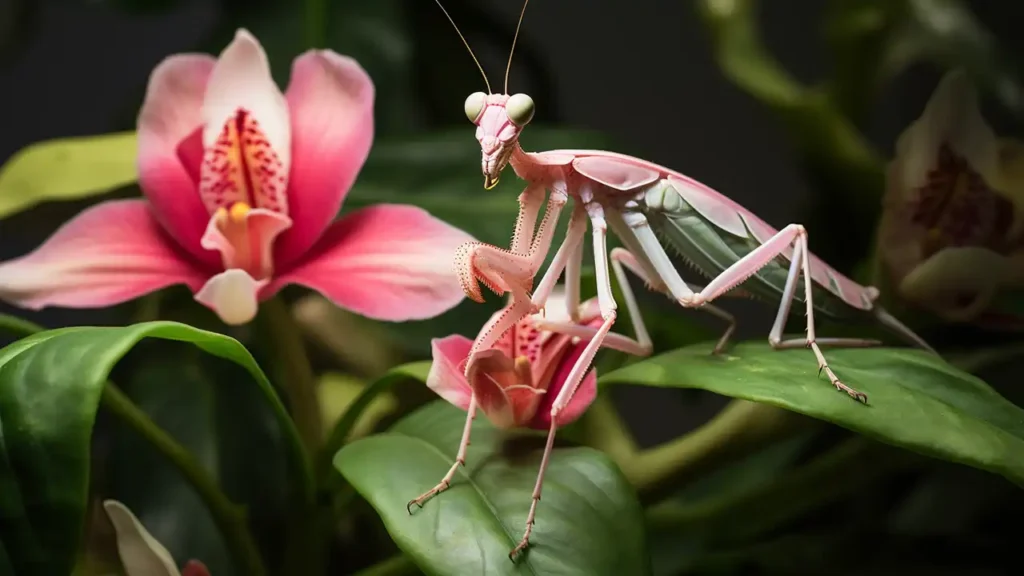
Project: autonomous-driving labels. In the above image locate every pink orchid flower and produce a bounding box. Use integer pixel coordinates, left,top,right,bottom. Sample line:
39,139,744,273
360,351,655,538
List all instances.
427,289,602,430
0,30,472,324
103,500,211,576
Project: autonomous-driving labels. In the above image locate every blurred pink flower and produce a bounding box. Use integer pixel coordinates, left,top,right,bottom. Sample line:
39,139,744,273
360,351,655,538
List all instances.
0,30,472,324
426,288,602,430
103,500,211,576
879,70,1024,328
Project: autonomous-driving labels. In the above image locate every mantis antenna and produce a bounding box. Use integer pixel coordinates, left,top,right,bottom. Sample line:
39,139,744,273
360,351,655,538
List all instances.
433,0,492,94
504,0,530,93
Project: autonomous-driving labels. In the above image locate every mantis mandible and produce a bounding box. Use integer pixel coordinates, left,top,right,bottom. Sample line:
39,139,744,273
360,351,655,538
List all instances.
409,0,937,560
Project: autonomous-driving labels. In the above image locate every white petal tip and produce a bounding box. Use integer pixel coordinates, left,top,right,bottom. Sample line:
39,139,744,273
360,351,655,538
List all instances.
195,269,266,325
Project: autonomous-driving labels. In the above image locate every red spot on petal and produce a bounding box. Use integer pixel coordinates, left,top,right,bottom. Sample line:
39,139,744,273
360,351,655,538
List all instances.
200,108,288,216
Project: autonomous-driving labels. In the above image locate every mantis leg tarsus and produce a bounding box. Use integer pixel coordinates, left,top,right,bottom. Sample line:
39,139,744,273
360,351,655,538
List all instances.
406,396,477,513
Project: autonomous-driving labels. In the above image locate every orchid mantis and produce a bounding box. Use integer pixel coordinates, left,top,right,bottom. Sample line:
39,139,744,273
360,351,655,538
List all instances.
409,0,936,560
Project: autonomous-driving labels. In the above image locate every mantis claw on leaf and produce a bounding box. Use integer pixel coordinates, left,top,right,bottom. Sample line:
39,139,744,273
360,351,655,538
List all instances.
413,0,937,560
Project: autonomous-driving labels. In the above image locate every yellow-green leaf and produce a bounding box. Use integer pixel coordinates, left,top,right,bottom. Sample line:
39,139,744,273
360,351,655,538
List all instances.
0,131,139,219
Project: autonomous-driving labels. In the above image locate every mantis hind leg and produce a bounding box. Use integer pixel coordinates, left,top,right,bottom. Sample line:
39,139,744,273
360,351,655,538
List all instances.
627,218,873,403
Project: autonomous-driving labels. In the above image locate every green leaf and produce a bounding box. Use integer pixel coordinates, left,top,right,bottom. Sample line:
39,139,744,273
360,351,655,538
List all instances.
0,132,138,220
102,342,298,576
335,401,650,575
0,321,311,576
600,342,1024,487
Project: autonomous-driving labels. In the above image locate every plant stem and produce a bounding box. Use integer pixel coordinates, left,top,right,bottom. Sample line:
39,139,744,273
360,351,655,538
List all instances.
580,393,638,464
645,436,922,544
352,555,418,576
623,399,814,504
255,296,325,575
101,383,267,576
304,0,328,47
258,295,322,455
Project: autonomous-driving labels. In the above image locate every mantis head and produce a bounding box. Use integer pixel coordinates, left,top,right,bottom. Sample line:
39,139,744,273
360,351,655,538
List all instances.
465,92,535,189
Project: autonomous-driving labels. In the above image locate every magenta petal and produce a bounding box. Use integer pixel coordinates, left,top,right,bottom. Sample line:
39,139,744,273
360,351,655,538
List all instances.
270,204,473,321
275,50,374,265
0,200,206,310
137,54,220,267
426,335,474,411
529,345,598,430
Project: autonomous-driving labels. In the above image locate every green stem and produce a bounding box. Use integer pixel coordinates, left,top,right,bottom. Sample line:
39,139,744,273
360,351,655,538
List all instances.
580,393,638,464
101,383,267,576
258,296,322,454
0,315,45,339
623,400,814,504
304,0,328,47
255,297,324,575
352,555,418,576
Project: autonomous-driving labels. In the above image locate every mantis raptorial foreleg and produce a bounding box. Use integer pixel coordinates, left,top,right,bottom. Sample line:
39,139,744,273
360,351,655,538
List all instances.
407,185,566,514
459,187,568,356
627,217,879,402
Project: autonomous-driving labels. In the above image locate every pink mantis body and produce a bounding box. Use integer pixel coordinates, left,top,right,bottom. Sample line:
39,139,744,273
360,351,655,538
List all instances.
409,0,936,560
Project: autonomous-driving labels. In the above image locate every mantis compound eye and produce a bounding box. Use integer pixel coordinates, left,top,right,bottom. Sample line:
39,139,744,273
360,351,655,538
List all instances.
506,93,535,126
464,92,487,123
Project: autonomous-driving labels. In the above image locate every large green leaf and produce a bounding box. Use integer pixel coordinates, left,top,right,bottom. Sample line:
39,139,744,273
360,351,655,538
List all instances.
600,342,1024,486
0,132,138,220
101,342,296,576
335,400,650,576
0,322,311,576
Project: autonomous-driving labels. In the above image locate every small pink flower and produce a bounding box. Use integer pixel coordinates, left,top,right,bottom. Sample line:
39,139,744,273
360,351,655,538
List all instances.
427,289,602,430
0,30,473,324
103,500,212,576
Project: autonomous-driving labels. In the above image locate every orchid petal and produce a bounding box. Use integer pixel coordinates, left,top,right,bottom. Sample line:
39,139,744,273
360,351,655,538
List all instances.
202,29,290,173
275,49,374,264
530,341,598,430
200,206,291,278
194,268,268,325
102,500,182,576
0,200,205,310
270,205,473,321
426,335,474,411
465,349,520,429
894,70,1000,194
137,54,219,266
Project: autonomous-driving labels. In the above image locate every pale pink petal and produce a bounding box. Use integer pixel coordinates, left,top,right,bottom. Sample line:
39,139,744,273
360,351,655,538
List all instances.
529,342,598,430
202,29,290,172
137,54,220,267
194,269,268,325
102,500,181,576
426,335,474,410
275,50,374,264
199,207,291,278
269,205,473,321
0,200,206,310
